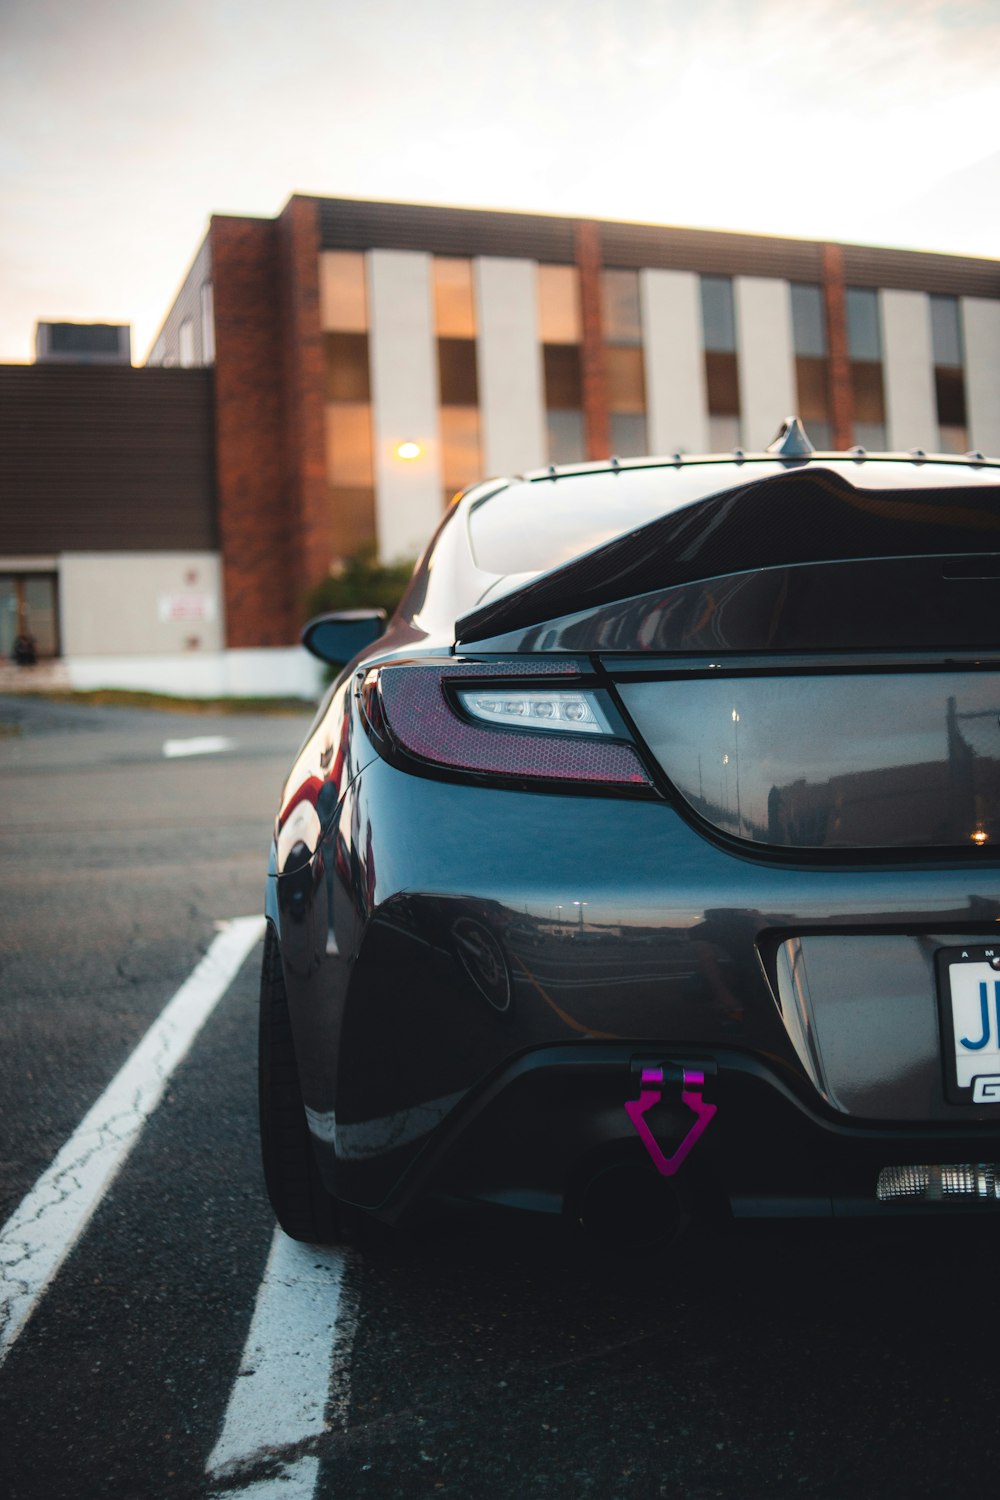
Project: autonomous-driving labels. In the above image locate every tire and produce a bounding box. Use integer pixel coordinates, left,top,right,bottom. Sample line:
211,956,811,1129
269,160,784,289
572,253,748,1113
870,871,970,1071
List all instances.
258,925,342,1243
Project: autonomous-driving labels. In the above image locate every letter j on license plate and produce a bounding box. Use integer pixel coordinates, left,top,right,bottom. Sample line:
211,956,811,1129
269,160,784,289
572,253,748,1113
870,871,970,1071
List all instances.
938,945,1000,1105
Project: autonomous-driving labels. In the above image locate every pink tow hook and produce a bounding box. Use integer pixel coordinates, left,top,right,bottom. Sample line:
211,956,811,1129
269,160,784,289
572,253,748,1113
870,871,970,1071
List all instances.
625,1068,717,1177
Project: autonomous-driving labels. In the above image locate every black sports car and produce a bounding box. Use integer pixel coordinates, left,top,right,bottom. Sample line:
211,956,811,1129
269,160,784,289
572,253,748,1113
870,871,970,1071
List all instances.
261,418,1000,1246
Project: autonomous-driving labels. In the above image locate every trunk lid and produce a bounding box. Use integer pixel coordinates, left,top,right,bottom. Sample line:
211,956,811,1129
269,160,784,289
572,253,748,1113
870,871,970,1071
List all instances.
614,664,999,851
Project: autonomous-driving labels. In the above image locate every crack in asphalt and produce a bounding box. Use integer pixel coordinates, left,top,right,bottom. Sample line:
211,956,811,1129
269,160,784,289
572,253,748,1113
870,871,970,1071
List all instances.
0,917,265,1364
0,1103,144,1327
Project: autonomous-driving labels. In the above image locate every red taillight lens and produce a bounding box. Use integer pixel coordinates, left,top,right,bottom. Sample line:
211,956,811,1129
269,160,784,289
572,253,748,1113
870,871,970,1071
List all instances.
362,662,652,789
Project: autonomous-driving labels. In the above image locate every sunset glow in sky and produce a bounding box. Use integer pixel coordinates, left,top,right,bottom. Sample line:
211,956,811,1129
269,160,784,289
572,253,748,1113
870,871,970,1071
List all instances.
0,0,997,363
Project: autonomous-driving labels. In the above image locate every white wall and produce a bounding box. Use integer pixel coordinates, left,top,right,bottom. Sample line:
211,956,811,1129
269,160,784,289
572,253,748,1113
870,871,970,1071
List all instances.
367,250,444,563
640,269,709,454
962,297,1000,457
734,277,796,450
474,257,547,475
16,551,327,698
65,648,324,699
59,553,224,656
880,290,936,450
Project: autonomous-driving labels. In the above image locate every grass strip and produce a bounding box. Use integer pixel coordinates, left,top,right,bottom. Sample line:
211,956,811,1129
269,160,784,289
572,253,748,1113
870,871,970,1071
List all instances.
6,688,314,716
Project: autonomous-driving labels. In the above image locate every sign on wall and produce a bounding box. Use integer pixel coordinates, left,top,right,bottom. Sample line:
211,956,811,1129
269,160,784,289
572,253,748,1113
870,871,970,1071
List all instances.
157,594,217,624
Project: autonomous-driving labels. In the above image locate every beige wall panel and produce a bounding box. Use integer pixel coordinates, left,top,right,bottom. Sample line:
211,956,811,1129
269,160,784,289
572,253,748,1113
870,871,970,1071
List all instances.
640,269,709,454
59,552,223,657
367,250,444,563
734,276,796,450
880,289,936,450
475,257,546,475
319,251,368,332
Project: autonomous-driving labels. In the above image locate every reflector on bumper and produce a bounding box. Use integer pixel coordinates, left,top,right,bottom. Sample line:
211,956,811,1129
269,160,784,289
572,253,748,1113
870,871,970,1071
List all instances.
877,1164,1000,1202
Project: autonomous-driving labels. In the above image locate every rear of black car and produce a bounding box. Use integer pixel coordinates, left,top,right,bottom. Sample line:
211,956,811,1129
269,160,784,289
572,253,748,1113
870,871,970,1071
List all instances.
272,450,1000,1238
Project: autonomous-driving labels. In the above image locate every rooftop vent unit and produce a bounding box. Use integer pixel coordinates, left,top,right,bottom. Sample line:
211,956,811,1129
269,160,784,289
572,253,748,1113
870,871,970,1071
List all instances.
34,322,131,366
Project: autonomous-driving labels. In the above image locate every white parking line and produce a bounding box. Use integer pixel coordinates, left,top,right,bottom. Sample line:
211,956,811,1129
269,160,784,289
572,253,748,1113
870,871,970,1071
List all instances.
207,1229,358,1497
0,915,266,1368
163,735,235,758
215,1459,320,1498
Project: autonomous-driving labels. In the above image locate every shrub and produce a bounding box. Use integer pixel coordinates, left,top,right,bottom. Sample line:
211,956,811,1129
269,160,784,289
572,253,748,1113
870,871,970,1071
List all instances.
304,547,416,622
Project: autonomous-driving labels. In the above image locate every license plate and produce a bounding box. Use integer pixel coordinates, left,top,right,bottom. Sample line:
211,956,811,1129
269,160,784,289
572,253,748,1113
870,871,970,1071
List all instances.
938,945,1000,1105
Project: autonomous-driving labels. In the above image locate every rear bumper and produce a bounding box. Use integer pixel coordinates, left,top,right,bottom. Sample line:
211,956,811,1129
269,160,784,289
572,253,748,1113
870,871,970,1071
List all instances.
273,756,1000,1224
382,1044,1000,1225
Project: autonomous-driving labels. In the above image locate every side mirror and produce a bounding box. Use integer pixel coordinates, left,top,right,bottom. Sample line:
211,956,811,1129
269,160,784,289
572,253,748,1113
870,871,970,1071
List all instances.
301,609,387,666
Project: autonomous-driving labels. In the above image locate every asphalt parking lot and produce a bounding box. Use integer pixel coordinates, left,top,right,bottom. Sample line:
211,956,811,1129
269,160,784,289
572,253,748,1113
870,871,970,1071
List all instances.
1,693,998,1500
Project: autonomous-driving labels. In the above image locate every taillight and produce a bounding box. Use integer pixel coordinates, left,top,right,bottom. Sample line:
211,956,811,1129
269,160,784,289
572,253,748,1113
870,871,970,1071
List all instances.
455,687,612,735
360,661,653,791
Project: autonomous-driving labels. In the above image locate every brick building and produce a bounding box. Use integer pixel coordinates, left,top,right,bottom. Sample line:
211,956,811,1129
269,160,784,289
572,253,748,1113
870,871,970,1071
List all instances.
4,195,1000,695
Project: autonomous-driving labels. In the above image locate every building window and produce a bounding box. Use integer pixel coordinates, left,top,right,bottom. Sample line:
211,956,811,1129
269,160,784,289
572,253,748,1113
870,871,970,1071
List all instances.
542,345,584,463
602,269,647,456
538,264,585,464
200,282,215,364
325,333,371,402
701,276,740,451
845,287,882,360
178,318,195,369
320,251,368,333
0,573,59,660
930,295,968,453
845,287,886,449
791,283,832,450
433,258,481,502
439,407,481,499
437,337,479,406
322,252,375,558
325,405,374,487
538,264,582,344
433,257,476,338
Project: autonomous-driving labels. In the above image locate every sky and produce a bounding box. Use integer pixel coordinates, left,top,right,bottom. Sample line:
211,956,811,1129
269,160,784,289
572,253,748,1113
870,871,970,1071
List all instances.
0,0,997,365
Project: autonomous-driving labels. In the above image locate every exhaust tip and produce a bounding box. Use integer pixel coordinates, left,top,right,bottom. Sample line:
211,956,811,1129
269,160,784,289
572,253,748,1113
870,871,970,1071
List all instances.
877,1164,1000,1202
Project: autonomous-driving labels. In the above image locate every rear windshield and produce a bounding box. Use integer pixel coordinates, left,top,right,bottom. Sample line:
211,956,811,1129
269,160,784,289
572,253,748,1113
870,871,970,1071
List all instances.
468,460,1000,577
467,465,768,575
